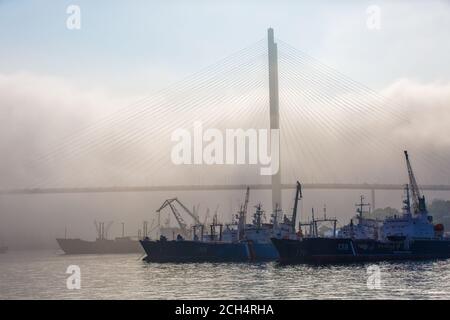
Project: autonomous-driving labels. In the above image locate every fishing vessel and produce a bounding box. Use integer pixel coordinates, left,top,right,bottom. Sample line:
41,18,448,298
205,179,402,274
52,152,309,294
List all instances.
140,196,250,262
141,183,304,262
239,182,303,260
141,233,250,263
56,221,143,254
272,151,450,264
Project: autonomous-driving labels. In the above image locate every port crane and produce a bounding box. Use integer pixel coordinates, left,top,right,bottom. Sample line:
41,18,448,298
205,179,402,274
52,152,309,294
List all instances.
404,150,427,216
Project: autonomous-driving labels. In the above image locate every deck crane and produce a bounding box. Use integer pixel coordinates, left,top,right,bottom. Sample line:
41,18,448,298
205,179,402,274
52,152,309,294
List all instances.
404,150,427,216
173,198,202,225
156,199,188,236
238,187,250,240
291,181,302,230
156,198,202,237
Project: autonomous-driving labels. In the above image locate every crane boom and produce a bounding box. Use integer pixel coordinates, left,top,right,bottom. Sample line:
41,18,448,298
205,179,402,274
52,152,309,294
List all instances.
291,181,302,229
157,199,187,229
243,187,250,221
238,187,250,240
156,198,200,236
174,198,202,225
404,150,421,215
168,202,188,232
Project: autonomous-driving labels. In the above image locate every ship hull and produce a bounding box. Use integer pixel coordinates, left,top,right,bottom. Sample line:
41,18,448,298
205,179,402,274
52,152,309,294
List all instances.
140,239,250,262
247,242,279,261
271,237,450,264
56,238,143,254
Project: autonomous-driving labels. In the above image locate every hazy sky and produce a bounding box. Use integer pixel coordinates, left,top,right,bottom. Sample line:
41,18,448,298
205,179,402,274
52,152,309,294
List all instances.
1,0,450,96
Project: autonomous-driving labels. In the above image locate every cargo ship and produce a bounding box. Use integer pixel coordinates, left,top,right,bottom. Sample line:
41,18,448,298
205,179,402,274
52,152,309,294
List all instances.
57,221,143,254
272,151,450,264
141,183,304,262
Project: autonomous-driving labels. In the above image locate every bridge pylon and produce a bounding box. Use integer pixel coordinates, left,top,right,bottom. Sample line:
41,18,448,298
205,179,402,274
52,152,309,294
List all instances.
268,28,282,213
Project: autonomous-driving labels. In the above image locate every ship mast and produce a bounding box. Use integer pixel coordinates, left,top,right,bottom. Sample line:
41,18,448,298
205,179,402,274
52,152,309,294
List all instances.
355,195,370,218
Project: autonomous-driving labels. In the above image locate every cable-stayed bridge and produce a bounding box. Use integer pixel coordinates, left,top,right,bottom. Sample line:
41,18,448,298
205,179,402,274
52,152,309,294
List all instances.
1,29,450,211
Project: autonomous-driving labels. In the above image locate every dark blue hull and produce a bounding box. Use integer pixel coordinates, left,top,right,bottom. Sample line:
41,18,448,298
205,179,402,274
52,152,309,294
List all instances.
248,242,279,261
271,237,450,264
140,240,250,262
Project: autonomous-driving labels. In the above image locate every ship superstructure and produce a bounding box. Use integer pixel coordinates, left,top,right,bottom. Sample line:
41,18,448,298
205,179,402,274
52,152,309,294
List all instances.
380,151,436,241
338,196,382,240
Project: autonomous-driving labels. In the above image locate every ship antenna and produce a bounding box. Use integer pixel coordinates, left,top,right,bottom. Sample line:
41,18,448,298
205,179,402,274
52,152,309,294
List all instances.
355,195,370,218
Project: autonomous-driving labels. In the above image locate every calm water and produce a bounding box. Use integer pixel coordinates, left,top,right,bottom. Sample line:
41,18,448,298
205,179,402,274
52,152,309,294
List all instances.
1,250,450,299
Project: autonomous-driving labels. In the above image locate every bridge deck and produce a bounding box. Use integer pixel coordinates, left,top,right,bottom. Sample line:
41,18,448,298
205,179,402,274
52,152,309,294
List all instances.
1,183,450,195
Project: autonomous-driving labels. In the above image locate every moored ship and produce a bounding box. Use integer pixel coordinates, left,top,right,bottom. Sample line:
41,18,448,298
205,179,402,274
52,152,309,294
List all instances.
57,237,142,254
272,151,450,264
140,184,304,262
57,221,143,254
141,197,253,262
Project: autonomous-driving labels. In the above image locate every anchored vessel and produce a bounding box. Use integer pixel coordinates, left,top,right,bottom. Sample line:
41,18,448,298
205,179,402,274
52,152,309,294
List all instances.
272,151,450,264
56,221,143,254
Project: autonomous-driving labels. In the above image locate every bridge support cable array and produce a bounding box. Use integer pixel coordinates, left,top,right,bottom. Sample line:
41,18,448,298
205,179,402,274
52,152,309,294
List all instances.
2,31,450,194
